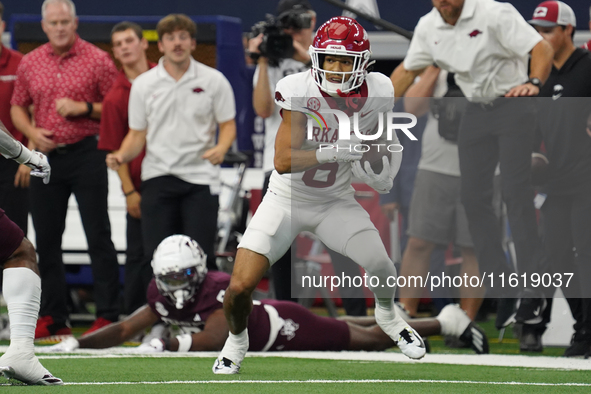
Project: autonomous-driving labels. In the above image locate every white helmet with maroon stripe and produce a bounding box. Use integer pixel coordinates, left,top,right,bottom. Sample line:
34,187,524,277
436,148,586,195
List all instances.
151,235,207,309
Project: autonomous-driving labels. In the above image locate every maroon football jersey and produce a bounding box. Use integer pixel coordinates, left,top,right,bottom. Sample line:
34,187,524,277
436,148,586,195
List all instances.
147,271,272,350
147,271,350,351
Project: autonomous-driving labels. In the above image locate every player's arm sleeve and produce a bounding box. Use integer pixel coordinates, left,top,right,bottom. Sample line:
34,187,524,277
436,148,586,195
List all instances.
128,80,148,131
10,61,33,108
213,74,236,124
0,125,23,158
274,77,296,112
493,3,542,56
403,19,434,71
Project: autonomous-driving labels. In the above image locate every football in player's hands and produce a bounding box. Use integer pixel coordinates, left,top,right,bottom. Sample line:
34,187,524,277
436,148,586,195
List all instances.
361,145,390,173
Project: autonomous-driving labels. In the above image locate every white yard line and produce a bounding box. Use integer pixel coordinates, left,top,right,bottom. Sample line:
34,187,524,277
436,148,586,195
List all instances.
0,346,588,371
1,379,590,387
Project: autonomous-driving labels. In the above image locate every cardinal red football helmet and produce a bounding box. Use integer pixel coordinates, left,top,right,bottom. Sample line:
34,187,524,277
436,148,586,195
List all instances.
309,16,371,94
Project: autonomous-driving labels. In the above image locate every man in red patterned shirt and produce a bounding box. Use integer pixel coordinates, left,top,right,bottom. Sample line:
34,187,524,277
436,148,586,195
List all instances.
0,1,28,234
98,21,155,316
10,0,120,338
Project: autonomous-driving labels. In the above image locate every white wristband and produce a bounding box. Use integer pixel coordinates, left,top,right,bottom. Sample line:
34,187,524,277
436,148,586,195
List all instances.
176,334,192,352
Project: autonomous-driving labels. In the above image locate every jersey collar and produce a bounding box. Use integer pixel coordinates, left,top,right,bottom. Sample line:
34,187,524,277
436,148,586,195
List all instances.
318,81,369,116
434,0,476,28
157,57,198,82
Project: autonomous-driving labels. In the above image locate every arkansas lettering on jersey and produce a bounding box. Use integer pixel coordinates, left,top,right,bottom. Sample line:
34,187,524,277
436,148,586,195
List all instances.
271,71,395,202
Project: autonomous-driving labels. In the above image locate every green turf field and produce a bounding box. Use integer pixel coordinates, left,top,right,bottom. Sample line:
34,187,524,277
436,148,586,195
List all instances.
1,355,590,393
0,308,585,391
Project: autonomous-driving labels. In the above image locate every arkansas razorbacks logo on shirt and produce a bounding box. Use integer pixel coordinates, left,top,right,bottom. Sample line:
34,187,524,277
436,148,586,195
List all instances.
468,29,483,38
275,91,285,102
192,87,204,93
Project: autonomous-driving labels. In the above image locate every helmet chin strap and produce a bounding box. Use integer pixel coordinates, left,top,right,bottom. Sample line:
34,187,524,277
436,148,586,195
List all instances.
321,75,354,95
173,289,189,309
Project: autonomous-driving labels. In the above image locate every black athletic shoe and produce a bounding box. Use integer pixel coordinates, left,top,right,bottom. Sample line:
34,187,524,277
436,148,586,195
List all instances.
519,330,543,352
495,298,517,330
459,322,490,354
515,289,547,325
423,338,431,354
443,336,470,349
564,328,591,358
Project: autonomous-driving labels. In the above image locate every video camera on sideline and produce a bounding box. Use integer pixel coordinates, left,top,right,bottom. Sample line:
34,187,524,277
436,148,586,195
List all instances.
249,5,312,65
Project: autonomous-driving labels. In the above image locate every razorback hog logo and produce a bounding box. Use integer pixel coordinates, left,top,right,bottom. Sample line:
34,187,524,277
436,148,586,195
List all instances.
468,29,483,38
192,87,204,93
275,91,285,102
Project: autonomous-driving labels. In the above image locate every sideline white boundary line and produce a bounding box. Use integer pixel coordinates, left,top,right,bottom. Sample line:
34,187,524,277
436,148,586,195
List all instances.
1,346,588,371
2,379,591,387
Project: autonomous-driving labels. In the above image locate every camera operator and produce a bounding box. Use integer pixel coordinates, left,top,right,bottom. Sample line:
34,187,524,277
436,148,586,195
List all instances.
249,0,316,165
247,0,316,302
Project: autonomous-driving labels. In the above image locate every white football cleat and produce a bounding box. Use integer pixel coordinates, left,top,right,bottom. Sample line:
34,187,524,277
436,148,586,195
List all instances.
375,304,426,359
213,330,248,374
395,326,427,359
212,357,240,374
0,351,63,385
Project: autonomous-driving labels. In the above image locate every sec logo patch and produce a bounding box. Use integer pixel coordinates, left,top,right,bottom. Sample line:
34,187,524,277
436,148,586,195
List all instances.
307,97,321,111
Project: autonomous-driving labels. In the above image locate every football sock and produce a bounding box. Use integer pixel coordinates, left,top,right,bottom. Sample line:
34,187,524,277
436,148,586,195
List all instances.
221,329,249,363
435,304,470,337
3,267,40,351
374,300,407,336
345,230,397,300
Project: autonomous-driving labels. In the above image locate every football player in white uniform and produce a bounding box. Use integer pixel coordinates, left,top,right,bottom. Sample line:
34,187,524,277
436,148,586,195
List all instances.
213,17,425,375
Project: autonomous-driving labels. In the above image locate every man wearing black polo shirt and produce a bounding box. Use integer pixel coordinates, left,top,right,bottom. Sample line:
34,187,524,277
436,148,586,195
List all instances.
521,1,591,355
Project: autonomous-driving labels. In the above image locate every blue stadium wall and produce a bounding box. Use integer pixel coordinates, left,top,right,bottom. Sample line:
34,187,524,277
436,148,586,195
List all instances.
3,0,591,33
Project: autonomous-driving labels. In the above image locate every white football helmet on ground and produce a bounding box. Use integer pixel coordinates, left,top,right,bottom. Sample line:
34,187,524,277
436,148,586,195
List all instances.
151,235,207,309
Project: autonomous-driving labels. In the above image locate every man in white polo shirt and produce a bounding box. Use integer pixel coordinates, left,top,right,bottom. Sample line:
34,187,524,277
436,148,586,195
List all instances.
106,14,237,271
390,0,554,323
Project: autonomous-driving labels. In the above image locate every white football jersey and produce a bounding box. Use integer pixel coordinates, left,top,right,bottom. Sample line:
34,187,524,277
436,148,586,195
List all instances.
270,71,395,202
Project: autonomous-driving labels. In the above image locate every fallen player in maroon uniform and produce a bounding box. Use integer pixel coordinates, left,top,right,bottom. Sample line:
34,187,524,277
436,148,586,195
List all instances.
50,235,488,354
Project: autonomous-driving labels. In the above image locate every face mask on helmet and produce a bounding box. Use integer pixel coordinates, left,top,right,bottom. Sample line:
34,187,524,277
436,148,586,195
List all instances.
152,235,207,309
309,16,371,95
